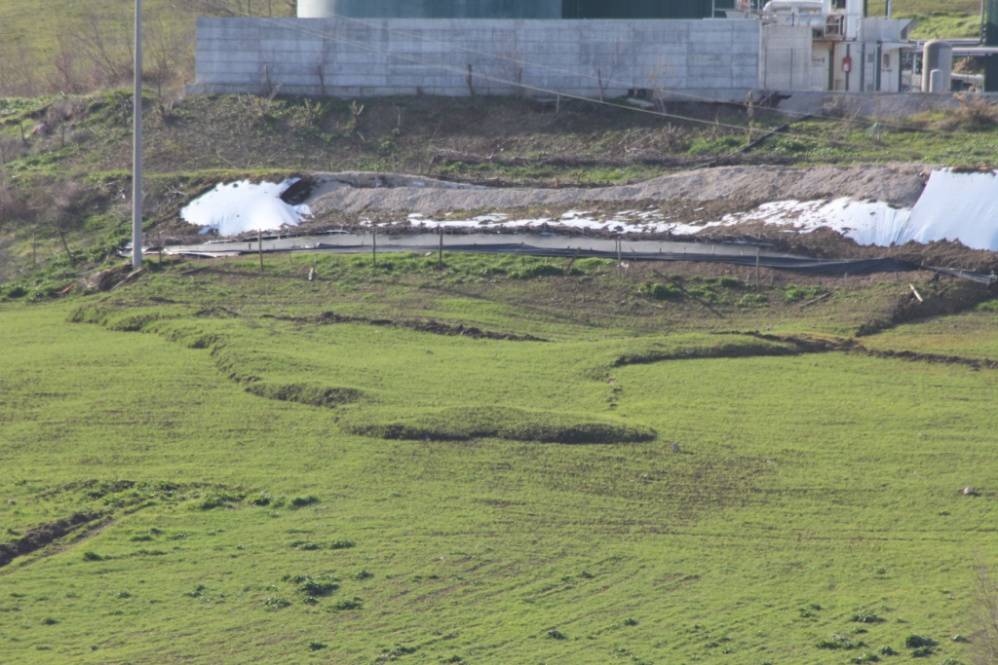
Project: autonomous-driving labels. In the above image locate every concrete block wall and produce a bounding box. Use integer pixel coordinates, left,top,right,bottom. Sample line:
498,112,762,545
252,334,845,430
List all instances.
760,24,813,91
192,17,762,99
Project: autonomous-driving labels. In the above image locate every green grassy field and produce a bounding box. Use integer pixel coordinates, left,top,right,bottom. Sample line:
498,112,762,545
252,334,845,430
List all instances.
1,254,996,664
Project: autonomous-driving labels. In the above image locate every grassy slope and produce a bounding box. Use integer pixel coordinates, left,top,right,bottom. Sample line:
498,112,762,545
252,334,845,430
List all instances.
862,300,998,359
1,254,997,664
889,0,984,39
0,1,293,95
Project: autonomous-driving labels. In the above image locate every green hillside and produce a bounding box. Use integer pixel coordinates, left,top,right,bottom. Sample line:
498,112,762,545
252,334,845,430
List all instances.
1,254,997,663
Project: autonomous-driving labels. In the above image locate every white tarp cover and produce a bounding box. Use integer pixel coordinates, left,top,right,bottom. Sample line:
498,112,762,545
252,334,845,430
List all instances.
904,170,998,250
184,170,998,250
181,180,311,236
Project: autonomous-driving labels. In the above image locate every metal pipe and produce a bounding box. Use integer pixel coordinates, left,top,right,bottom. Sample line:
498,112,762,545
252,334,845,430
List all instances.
131,0,143,269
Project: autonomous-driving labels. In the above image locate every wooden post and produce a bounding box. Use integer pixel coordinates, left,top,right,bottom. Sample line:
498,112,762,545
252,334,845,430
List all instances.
372,227,377,266
755,246,761,289
258,229,263,272
438,227,444,267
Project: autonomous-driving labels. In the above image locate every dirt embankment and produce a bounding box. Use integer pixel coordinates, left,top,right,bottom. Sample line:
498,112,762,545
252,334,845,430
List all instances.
0,512,105,568
303,164,928,217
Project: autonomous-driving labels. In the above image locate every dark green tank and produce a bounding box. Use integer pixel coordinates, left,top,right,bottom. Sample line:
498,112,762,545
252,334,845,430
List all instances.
986,0,998,91
313,0,731,19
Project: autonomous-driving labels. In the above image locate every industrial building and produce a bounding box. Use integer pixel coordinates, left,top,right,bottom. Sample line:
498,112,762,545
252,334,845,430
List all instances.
190,0,988,100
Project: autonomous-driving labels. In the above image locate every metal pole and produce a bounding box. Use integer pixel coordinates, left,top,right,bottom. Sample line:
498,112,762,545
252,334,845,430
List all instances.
131,0,143,269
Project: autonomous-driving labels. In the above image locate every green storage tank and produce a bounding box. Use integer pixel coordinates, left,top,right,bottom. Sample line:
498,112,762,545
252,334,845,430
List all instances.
562,0,730,19
298,0,562,18
298,0,735,19
985,0,998,91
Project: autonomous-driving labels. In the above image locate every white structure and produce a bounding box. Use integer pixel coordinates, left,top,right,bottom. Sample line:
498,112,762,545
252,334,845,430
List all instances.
762,0,913,92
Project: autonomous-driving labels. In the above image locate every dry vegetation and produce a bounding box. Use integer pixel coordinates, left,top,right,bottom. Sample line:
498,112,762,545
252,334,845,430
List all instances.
0,1,294,97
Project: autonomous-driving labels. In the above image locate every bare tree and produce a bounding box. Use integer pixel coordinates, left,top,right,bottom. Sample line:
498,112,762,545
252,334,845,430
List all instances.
50,34,85,94
73,11,134,89
45,181,93,266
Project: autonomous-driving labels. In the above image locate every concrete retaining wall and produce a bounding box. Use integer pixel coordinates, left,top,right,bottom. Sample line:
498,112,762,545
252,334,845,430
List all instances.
192,17,761,99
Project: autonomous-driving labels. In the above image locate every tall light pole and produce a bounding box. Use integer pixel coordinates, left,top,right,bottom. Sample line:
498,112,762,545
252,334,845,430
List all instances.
132,0,143,268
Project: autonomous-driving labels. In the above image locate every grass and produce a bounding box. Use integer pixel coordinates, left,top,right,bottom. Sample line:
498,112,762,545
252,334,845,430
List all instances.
860,299,998,359
867,0,982,38
0,254,996,663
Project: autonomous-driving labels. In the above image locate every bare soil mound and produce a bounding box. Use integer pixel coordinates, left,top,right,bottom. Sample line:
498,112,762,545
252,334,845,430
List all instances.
304,164,927,217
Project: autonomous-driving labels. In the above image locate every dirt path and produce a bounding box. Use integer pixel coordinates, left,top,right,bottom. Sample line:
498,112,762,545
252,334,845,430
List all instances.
303,164,928,217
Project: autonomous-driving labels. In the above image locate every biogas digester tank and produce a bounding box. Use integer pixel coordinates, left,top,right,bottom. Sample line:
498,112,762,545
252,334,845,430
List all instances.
296,0,562,18
296,0,722,18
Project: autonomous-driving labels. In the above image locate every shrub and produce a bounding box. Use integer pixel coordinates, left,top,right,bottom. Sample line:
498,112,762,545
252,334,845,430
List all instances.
355,570,374,580
905,635,937,649
547,629,567,640
291,575,339,598
330,539,355,550
784,284,825,303
82,551,104,562
290,495,319,509
332,597,362,611
640,281,682,301
817,634,865,650
941,94,998,131
852,613,886,624
737,292,768,307
508,263,563,279
308,642,327,651
196,492,242,510
1,285,28,300
263,596,291,611
185,585,207,598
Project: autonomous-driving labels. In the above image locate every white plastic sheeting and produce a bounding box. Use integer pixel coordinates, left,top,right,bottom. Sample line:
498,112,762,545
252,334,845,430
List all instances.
181,180,311,236
186,170,998,250
904,170,998,250
720,198,915,246
725,170,998,250
391,170,998,250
